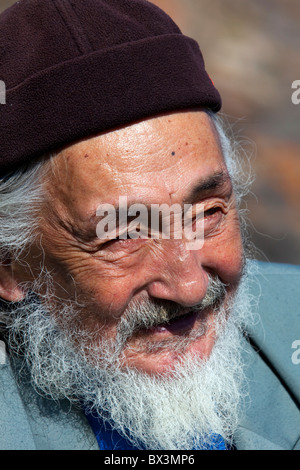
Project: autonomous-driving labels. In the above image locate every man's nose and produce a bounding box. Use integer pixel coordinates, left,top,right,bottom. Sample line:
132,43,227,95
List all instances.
145,241,209,308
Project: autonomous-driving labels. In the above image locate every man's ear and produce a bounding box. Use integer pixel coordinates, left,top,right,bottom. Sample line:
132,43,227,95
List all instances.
0,255,26,302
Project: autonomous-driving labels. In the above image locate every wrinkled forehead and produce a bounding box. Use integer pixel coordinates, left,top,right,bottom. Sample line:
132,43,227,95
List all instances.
43,111,226,220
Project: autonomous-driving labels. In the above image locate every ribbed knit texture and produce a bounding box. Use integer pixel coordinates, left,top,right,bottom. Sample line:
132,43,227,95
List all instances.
0,0,221,174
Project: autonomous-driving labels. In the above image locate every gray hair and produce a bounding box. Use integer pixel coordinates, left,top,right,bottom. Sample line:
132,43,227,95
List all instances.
0,159,48,261
209,112,254,206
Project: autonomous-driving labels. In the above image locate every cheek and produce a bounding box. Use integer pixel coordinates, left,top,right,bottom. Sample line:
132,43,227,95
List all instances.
71,243,162,313
52,265,140,337
199,217,244,285
71,261,142,315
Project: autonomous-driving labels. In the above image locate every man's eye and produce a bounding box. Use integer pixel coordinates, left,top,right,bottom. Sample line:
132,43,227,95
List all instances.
204,207,221,218
203,206,224,235
192,206,221,222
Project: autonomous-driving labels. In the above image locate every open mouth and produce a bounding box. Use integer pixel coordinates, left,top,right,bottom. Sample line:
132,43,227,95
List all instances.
149,309,201,335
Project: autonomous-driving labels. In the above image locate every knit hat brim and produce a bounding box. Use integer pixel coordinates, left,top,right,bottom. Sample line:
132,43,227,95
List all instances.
0,1,221,174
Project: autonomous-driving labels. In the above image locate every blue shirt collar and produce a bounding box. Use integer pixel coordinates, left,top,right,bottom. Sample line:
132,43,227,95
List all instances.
84,412,228,450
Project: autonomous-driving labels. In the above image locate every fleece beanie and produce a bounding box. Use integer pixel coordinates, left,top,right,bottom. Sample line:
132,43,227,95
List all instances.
0,0,222,174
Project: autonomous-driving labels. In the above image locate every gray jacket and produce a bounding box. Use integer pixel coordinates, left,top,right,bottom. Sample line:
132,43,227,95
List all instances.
0,261,299,450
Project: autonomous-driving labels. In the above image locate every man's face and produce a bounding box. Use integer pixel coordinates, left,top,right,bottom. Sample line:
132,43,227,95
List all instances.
19,110,244,375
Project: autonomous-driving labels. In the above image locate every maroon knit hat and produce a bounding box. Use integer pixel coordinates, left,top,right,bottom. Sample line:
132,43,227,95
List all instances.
0,0,221,174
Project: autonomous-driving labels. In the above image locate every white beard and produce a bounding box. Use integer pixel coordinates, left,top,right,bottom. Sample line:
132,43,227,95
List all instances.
4,261,257,450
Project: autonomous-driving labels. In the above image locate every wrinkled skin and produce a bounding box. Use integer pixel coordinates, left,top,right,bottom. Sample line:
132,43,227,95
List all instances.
3,110,244,374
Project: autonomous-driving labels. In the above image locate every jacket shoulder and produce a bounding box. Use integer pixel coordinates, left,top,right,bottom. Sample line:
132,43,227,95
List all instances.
247,260,300,402
235,261,300,450
0,351,98,450
0,357,37,449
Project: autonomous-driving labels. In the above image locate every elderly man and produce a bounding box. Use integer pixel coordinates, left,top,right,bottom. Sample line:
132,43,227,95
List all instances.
0,0,299,451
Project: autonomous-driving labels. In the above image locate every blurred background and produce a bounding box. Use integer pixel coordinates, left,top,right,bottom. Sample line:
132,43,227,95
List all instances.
1,0,300,265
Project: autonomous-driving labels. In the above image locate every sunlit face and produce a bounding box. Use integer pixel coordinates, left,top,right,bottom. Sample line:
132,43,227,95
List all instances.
18,110,244,374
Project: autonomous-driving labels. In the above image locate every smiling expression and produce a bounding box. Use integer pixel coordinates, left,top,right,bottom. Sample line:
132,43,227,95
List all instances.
15,110,244,374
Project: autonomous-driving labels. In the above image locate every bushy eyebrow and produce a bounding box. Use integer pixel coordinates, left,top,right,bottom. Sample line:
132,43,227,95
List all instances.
183,171,232,204
111,171,232,214
69,171,233,243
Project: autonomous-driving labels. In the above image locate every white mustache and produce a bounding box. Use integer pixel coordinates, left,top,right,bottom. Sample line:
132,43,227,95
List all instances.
115,275,227,349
